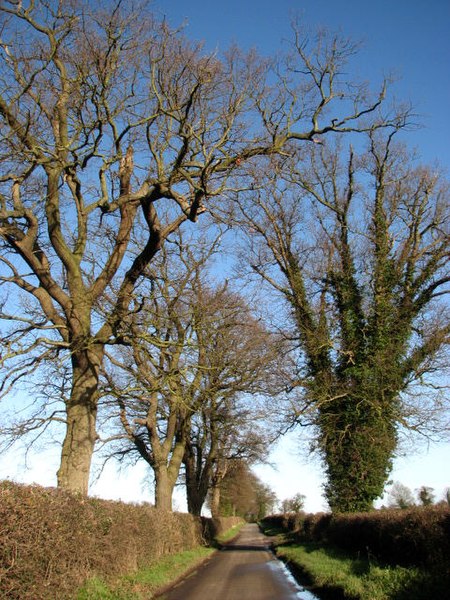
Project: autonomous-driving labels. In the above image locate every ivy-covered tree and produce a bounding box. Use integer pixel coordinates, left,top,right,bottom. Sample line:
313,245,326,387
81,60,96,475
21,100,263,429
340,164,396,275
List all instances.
233,132,449,512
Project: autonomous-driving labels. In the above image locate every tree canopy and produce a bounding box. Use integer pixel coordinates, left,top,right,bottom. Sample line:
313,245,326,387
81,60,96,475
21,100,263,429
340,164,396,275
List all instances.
0,1,447,513
231,133,449,511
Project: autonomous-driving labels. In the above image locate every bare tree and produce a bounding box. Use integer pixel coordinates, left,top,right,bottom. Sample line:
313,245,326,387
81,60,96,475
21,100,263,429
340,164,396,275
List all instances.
101,234,282,511
387,482,416,509
98,234,214,510
184,400,271,517
203,394,288,520
0,2,404,494
417,486,435,506
232,133,449,512
281,493,306,514
0,2,267,493
182,268,285,516
216,459,276,520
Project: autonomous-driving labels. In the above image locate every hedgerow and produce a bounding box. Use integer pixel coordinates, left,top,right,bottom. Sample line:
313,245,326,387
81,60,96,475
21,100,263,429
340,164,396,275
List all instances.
263,505,450,567
0,481,240,599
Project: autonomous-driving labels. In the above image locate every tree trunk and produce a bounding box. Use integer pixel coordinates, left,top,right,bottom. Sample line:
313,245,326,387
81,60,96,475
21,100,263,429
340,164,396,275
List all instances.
154,467,176,511
210,484,221,519
57,345,103,495
186,470,208,517
184,451,200,514
320,396,397,512
185,477,205,516
184,445,212,516
151,413,188,511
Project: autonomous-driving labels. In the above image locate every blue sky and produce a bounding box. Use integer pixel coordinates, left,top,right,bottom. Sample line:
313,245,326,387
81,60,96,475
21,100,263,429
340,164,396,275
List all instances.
151,0,450,509
1,0,448,511
155,0,450,175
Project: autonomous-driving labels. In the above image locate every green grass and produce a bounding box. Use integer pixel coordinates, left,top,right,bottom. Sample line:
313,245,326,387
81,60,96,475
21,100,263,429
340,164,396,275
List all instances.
76,546,214,600
215,521,245,544
258,523,287,538
77,523,245,599
276,542,447,600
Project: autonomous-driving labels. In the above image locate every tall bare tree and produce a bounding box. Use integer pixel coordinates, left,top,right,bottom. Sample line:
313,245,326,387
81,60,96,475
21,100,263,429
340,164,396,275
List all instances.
184,400,270,517
182,288,282,516
216,458,277,520
232,133,449,512
100,234,217,510
101,234,281,511
0,2,403,494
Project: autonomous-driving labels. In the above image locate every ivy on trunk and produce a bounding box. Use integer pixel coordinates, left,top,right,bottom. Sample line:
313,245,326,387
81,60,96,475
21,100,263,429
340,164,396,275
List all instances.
234,133,449,512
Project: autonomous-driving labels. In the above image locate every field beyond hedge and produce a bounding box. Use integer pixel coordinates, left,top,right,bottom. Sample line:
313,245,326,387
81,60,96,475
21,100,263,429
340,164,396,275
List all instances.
0,480,241,599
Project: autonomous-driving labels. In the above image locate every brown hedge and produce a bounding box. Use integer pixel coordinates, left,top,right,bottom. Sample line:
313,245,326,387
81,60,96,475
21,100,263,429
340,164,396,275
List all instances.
265,505,450,569
323,506,450,567
0,480,241,600
265,505,450,567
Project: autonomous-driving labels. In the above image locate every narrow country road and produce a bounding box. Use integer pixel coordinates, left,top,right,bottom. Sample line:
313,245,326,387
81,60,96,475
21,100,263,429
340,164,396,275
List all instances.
157,523,319,600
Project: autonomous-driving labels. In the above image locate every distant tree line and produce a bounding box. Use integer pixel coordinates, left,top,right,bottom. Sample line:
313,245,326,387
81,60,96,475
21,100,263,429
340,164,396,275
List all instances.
386,482,450,509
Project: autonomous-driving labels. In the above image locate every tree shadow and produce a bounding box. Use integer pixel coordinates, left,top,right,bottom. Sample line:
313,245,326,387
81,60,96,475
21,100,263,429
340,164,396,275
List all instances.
221,543,271,552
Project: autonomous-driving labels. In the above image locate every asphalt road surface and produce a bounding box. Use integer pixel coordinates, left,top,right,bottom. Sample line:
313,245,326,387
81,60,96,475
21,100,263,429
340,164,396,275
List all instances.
158,523,319,600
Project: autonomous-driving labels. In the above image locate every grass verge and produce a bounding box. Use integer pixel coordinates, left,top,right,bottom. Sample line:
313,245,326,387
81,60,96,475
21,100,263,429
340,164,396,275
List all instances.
76,546,214,600
76,523,245,599
215,521,246,544
275,542,448,600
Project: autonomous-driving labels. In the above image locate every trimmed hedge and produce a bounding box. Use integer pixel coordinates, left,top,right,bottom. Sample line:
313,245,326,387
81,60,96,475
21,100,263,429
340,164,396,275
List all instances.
0,480,241,599
263,505,450,568
324,507,450,567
